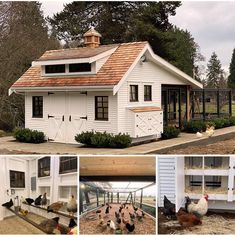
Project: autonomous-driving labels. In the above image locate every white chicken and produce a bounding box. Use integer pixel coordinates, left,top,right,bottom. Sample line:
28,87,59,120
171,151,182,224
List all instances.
206,126,215,137
196,132,203,138
107,220,116,230
185,194,209,218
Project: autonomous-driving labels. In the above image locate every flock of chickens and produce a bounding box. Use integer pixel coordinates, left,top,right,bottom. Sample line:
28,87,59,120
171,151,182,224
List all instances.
162,194,209,228
1,193,77,234
96,203,145,233
196,125,215,138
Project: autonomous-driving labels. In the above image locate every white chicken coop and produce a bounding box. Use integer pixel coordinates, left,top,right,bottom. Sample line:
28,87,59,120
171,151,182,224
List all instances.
158,156,235,212
0,156,77,227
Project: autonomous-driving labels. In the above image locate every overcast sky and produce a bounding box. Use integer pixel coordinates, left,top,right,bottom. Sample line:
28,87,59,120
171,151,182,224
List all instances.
40,1,235,74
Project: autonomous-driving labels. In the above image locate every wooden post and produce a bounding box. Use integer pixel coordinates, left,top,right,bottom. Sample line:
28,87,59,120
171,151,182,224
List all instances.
117,192,119,204
202,89,206,121
187,86,191,120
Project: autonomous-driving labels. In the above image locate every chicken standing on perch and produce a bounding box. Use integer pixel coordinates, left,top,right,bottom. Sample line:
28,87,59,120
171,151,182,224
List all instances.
67,195,77,216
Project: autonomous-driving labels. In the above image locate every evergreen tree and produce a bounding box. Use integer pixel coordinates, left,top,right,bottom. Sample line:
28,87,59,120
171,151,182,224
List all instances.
227,48,235,90
206,52,225,88
0,2,60,130
48,1,204,78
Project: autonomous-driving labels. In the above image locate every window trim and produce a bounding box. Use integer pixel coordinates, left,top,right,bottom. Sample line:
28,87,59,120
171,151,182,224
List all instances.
144,85,152,101
32,96,43,118
38,157,51,178
10,170,25,188
59,157,77,175
95,96,109,121
130,85,139,102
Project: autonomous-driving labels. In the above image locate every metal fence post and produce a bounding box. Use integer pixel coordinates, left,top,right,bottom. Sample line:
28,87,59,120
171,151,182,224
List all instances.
229,90,232,116
217,89,220,118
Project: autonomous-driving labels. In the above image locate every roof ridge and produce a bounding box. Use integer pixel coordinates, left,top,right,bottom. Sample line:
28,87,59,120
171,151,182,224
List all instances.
45,44,120,53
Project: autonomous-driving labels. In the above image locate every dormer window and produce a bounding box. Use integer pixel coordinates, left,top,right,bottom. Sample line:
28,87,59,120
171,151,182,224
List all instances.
43,63,93,75
45,64,65,74
69,63,91,73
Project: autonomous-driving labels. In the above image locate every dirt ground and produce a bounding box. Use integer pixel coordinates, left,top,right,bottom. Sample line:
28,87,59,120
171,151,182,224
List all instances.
0,148,34,154
166,137,235,154
79,203,156,234
158,208,235,234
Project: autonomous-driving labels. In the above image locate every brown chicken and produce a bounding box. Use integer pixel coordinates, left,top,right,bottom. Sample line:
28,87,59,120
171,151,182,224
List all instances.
67,195,77,216
177,208,202,228
39,217,60,234
47,201,64,213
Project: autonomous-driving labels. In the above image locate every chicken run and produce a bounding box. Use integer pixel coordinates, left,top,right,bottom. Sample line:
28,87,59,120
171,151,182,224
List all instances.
0,156,78,234
79,182,156,234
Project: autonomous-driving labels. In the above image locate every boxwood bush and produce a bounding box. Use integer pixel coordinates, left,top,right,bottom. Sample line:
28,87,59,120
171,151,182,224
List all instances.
182,120,207,133
75,131,131,148
14,128,45,143
161,126,180,139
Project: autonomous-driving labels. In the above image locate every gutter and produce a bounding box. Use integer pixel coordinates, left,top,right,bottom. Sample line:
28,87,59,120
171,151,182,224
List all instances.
9,85,114,95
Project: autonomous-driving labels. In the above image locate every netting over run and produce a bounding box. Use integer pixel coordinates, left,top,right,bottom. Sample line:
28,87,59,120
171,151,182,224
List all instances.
191,89,232,120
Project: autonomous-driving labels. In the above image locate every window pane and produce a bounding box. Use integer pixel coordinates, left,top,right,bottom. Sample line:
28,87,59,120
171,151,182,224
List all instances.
95,96,108,121
69,63,91,73
45,64,65,74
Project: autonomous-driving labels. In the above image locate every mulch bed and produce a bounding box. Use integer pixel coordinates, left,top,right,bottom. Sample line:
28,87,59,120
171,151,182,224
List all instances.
79,204,156,234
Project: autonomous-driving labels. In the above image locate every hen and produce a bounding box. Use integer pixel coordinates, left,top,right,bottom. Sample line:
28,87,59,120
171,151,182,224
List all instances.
39,217,60,234
185,194,209,218
41,193,47,207
162,195,175,217
67,195,77,216
107,220,116,230
2,199,13,208
25,198,34,205
34,195,42,206
47,201,64,213
177,208,202,228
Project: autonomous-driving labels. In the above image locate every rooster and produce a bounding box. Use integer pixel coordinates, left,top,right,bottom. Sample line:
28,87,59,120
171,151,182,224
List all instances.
177,208,202,228
185,194,209,218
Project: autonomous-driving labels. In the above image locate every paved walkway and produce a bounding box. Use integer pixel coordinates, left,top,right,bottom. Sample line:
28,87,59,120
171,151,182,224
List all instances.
1,126,235,155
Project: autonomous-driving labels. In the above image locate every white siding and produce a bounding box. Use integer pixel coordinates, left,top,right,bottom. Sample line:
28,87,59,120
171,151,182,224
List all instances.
25,92,49,134
25,91,118,142
86,91,118,134
117,59,186,136
158,157,176,207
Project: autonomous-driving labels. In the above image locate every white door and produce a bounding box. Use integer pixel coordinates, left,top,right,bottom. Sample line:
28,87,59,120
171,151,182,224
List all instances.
47,92,67,143
228,157,235,201
67,92,87,143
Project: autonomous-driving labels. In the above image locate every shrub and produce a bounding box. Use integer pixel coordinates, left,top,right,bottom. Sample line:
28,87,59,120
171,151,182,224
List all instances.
75,131,131,148
229,116,235,126
212,118,226,129
161,126,180,139
75,131,94,146
13,128,45,143
182,120,207,133
90,132,113,148
0,130,6,137
110,133,132,148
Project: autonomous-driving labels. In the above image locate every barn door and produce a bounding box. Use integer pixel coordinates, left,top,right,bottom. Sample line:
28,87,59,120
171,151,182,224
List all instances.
47,92,66,143
67,92,87,143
